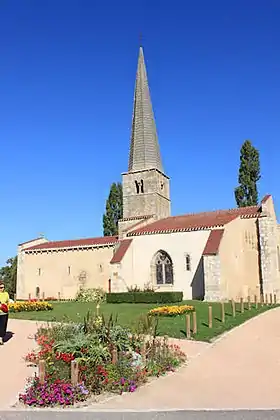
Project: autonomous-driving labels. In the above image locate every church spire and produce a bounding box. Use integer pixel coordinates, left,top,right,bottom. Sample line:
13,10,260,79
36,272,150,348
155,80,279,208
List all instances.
128,46,163,173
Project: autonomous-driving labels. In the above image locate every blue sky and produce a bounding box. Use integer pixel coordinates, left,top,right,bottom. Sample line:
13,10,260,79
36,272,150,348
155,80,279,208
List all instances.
0,0,279,266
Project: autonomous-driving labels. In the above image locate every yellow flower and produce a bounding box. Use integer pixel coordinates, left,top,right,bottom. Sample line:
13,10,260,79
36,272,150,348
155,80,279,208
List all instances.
149,305,194,317
8,301,53,313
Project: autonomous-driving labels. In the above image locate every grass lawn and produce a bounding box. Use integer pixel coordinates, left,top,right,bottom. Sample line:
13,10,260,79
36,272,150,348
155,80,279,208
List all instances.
10,300,277,342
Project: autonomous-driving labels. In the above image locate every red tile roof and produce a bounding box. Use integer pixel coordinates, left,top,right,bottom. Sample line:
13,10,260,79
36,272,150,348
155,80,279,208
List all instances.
110,239,133,264
203,229,224,256
127,206,261,236
24,236,118,251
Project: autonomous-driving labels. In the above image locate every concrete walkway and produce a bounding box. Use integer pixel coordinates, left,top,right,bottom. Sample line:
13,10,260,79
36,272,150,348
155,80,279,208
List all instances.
3,308,280,410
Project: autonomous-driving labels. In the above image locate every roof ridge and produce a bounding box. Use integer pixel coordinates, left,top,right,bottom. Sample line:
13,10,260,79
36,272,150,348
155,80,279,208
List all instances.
163,205,260,219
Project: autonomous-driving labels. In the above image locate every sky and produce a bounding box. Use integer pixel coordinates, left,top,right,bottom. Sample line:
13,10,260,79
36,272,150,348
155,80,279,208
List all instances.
0,0,280,266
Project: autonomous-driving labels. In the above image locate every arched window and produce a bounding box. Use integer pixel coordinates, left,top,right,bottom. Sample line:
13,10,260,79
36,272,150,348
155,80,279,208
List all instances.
155,251,173,285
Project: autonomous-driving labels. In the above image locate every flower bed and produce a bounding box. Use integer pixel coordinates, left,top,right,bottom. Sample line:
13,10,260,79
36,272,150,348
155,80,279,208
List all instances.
21,313,186,407
149,305,194,317
9,301,53,313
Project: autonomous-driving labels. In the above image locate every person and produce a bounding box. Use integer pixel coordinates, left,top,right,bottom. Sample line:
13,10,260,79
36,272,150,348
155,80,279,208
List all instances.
0,282,9,345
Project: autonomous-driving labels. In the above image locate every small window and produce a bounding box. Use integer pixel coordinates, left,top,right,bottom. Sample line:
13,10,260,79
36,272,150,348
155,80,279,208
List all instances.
135,180,144,194
38,268,41,276
277,246,280,272
99,264,103,273
185,254,191,271
68,266,71,275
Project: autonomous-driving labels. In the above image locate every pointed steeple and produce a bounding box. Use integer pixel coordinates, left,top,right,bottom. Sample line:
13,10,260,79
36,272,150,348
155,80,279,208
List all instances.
128,47,163,173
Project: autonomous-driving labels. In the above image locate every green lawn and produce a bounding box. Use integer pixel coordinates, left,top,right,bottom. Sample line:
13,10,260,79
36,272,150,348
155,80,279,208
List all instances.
10,300,276,342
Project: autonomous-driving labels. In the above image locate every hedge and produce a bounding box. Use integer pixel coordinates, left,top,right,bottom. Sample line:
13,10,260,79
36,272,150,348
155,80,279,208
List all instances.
106,291,183,304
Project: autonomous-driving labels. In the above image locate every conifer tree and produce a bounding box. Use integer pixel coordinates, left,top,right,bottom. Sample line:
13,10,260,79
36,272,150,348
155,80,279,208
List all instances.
234,140,261,207
103,182,123,236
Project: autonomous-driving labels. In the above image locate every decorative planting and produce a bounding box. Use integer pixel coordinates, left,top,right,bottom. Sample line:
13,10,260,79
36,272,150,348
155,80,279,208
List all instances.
9,301,53,313
20,312,186,407
149,305,195,317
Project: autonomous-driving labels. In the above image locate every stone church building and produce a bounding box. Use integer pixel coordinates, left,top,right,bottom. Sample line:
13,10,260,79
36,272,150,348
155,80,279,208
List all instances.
16,47,280,302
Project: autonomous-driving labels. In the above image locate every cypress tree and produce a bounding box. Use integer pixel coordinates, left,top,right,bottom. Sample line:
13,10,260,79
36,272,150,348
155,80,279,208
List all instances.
103,182,123,236
234,140,261,207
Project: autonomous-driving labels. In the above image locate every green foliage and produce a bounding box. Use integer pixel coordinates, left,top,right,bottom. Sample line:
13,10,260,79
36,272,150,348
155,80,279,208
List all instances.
106,291,183,304
234,140,261,207
75,287,106,303
0,256,17,299
103,182,123,236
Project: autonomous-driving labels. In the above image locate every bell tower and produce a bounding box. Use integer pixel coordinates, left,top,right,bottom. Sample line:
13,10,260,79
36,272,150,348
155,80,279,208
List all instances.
119,46,171,237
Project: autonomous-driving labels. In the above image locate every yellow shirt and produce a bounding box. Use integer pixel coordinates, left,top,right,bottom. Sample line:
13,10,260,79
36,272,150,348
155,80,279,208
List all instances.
0,292,9,314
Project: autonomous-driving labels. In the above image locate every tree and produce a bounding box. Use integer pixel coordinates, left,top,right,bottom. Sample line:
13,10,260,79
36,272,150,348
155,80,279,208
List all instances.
234,140,261,207
103,182,123,236
0,256,17,298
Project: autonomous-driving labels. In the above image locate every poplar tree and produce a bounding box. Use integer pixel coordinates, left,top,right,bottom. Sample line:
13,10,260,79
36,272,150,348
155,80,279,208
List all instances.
103,182,123,236
234,140,261,207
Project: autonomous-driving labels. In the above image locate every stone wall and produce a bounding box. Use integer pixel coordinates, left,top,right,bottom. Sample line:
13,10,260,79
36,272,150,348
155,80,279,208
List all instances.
258,216,280,297
203,254,223,301
122,168,170,220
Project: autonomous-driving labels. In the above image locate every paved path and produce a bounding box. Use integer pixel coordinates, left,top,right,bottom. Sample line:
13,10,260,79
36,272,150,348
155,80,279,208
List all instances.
0,319,39,410
3,308,280,412
93,307,280,410
2,411,280,420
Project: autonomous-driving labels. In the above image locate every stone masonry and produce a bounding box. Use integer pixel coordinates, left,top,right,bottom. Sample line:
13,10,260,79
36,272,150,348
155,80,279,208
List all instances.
120,46,171,236
203,254,223,301
258,216,280,297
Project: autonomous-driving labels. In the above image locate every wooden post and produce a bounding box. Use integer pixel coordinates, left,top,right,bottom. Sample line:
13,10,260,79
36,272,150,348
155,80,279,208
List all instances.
140,342,146,363
58,292,61,301
42,292,45,301
28,293,31,301
221,302,225,323
270,293,273,305
112,348,118,364
254,295,258,309
260,294,264,307
240,297,244,313
186,314,191,339
248,296,251,310
108,278,112,293
265,294,268,305
71,360,79,386
38,360,46,384
192,311,197,334
208,305,212,328
274,294,277,305
231,300,236,317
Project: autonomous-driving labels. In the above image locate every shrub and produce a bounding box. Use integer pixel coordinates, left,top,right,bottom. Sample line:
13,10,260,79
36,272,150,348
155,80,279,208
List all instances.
106,291,183,304
75,287,106,303
149,305,195,317
9,301,53,313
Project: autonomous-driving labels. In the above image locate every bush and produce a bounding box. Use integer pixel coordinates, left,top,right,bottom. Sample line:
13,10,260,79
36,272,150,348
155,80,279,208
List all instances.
106,291,183,304
75,287,106,303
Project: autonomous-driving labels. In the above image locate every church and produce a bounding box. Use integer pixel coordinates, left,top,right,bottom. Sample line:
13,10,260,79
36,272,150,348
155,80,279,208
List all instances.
16,47,280,302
